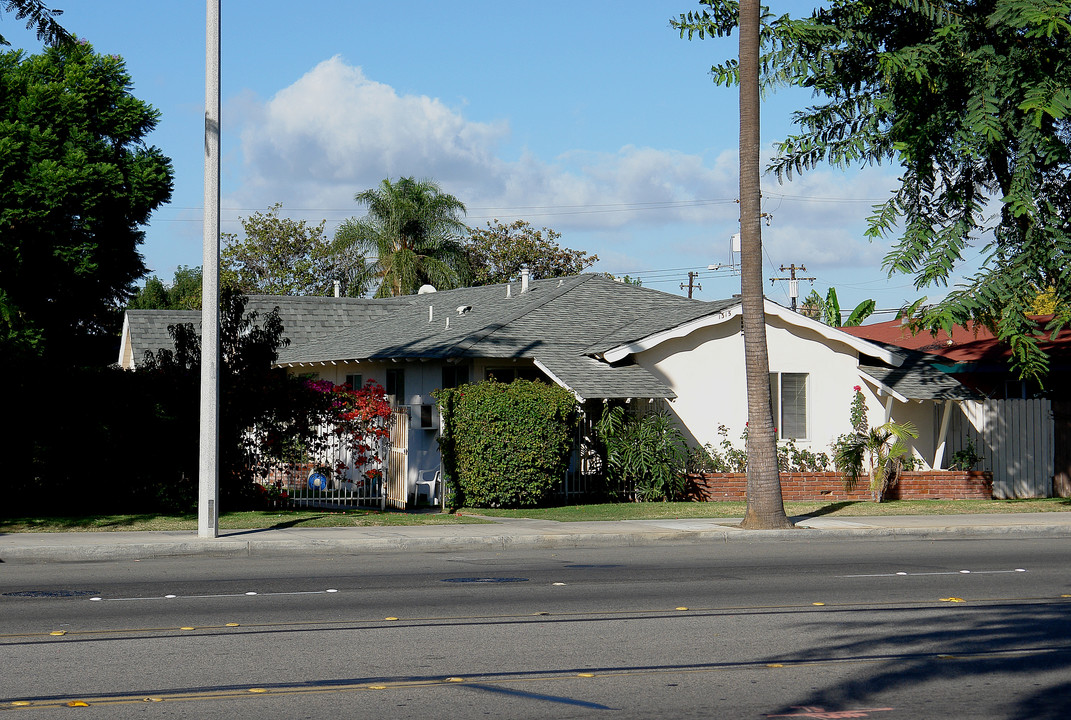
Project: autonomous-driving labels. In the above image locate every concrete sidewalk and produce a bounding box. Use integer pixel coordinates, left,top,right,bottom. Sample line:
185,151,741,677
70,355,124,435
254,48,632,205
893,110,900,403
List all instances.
3,512,1071,563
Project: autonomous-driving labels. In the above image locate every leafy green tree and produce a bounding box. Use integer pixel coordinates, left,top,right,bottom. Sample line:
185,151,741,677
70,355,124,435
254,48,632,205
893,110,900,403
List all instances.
466,219,598,285
140,290,313,507
129,266,203,310
800,288,876,327
335,177,470,297
0,1,71,46
674,0,1071,379
0,41,173,362
221,203,368,297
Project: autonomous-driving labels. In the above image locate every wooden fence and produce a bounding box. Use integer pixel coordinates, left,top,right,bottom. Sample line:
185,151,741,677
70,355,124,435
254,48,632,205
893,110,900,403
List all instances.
946,398,1053,498
384,409,410,509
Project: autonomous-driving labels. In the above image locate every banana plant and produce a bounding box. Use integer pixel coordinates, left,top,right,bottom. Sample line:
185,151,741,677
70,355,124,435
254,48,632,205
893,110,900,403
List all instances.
800,288,875,327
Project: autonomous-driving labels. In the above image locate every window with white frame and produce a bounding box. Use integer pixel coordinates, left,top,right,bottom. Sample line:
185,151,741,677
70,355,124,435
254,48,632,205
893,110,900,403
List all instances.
345,373,363,390
769,372,808,440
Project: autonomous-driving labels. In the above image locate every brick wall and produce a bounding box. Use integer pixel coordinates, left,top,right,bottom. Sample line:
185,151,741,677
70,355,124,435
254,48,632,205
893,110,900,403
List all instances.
686,471,993,502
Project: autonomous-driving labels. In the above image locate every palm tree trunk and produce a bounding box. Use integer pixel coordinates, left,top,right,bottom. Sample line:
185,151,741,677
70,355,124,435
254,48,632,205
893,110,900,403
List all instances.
738,0,792,530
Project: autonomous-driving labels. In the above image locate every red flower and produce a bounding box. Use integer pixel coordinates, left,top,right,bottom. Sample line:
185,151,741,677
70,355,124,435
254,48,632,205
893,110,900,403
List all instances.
853,385,861,392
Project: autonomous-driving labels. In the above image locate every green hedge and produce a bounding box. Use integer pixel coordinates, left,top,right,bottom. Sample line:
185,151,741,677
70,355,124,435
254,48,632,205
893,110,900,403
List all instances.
436,379,577,508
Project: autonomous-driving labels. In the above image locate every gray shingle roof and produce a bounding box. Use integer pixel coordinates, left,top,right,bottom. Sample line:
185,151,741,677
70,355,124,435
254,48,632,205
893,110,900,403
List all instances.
859,347,980,401
123,310,199,367
123,276,749,400
122,295,406,367
536,351,675,400
285,275,735,363
277,275,745,399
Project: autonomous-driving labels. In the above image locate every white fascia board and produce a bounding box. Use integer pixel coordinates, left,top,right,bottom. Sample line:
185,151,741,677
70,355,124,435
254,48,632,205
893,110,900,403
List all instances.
533,358,585,402
602,300,904,367
857,369,910,404
118,313,133,369
601,305,742,363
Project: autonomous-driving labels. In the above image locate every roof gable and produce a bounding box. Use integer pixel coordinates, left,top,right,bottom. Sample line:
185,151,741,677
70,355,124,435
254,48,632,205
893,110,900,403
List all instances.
599,299,904,366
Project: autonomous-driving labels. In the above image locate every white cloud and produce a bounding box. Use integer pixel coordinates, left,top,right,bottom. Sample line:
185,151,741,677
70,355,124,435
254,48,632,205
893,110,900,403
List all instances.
225,56,903,275
230,56,508,209
228,57,741,225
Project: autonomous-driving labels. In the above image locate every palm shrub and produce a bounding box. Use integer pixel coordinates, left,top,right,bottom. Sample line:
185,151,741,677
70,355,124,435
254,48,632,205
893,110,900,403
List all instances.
594,405,689,501
435,379,576,508
834,415,919,503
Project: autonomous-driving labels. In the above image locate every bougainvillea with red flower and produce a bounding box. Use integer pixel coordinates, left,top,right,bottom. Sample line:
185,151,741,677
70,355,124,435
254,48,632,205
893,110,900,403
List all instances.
301,379,393,481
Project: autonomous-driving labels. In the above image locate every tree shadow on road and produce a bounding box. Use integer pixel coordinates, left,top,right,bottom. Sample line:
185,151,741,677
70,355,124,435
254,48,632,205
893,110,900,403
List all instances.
773,600,1071,718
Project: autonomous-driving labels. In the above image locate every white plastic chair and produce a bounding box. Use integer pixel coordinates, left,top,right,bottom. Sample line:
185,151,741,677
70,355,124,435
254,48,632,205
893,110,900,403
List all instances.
413,470,440,506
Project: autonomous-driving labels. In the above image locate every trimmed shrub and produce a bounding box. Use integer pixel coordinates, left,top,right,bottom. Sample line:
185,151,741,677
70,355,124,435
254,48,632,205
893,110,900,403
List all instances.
435,379,576,508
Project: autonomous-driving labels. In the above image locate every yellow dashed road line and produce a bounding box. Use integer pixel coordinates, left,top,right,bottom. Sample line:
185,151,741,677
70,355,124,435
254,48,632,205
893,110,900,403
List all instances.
6,646,1067,711
4,594,1068,642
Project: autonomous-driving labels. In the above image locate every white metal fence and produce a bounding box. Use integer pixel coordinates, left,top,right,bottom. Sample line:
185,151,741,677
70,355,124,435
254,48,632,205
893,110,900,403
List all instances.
260,420,391,509
946,398,1054,498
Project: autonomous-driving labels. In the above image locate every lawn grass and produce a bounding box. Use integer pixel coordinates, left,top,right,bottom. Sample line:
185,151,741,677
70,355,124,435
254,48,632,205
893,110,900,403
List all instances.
460,497,1071,522
1,497,1066,533
0,508,492,533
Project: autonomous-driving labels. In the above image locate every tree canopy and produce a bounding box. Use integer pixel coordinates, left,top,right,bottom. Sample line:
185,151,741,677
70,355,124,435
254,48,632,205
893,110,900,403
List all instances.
0,1,71,47
221,203,368,297
140,290,302,507
129,266,203,310
335,177,470,297
465,219,599,286
674,0,1071,379
0,41,173,362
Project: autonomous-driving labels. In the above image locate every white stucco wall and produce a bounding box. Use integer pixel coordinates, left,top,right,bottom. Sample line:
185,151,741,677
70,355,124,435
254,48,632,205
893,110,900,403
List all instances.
632,313,932,461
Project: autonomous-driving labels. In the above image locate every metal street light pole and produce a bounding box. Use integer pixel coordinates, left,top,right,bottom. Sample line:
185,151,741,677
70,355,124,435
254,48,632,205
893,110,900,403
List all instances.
199,0,221,538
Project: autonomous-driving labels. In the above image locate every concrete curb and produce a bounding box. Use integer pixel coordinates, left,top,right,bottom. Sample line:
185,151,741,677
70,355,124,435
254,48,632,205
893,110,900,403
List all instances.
4,522,1071,563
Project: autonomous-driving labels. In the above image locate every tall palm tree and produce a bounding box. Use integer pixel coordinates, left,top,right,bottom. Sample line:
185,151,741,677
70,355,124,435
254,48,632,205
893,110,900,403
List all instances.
738,0,792,529
334,177,470,297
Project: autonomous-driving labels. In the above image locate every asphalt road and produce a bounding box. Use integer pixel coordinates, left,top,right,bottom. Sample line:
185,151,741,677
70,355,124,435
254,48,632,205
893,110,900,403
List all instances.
3,536,1070,718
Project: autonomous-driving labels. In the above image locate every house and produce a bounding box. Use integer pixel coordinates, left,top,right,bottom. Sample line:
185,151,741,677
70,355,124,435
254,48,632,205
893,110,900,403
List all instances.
842,319,1071,497
120,273,981,502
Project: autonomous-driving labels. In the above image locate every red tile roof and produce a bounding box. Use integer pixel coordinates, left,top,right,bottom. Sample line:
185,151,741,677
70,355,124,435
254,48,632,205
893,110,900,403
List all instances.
840,317,1071,366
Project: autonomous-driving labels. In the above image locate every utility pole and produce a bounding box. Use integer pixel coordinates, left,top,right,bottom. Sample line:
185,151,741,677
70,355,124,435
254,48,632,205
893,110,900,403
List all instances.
680,271,702,299
769,263,815,312
199,0,221,538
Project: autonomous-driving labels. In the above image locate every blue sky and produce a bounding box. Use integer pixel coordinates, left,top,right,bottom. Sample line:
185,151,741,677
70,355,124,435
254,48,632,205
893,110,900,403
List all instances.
4,1,970,316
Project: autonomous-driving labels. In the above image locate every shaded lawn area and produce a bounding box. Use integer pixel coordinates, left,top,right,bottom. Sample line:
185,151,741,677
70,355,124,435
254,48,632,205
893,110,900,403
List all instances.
0,509,493,533
1,498,1067,532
